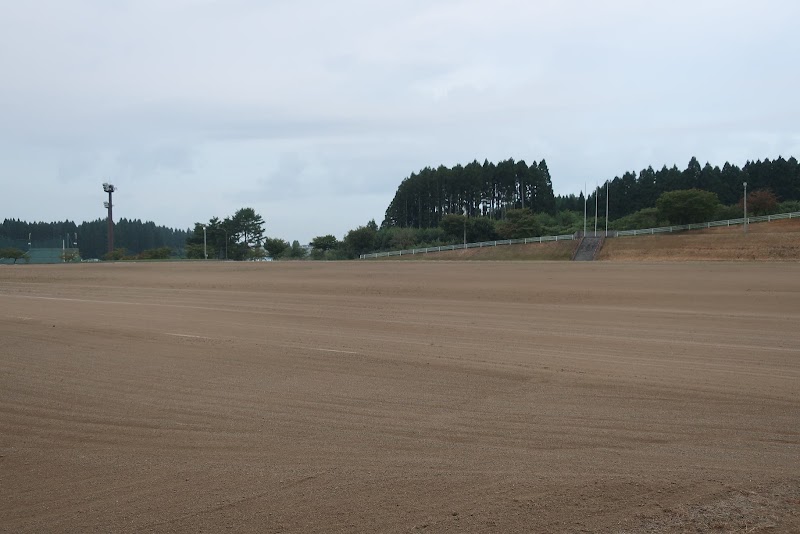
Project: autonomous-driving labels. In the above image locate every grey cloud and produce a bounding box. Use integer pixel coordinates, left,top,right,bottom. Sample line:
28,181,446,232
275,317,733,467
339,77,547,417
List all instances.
1,0,798,241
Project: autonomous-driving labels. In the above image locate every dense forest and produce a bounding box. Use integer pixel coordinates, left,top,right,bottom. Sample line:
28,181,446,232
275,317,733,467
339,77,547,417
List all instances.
574,156,800,220
383,159,556,228
0,218,189,259
384,156,800,229
3,155,799,261
303,155,800,259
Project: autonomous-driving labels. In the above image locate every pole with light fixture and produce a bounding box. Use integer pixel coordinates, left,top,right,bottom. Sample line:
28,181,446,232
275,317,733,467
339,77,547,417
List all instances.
743,182,748,234
102,182,116,254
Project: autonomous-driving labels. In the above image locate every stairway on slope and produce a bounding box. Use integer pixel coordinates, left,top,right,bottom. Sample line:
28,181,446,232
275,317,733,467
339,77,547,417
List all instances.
572,236,604,261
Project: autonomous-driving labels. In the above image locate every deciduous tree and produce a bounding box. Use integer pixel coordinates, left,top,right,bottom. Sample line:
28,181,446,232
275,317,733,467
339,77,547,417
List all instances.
343,225,377,258
495,209,542,239
0,247,29,264
740,189,779,216
656,189,720,225
310,235,338,252
263,237,289,258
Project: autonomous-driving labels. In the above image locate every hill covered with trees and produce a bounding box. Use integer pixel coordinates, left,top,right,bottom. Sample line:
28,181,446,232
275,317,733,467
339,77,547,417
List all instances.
383,158,556,228
0,218,189,259
321,156,800,259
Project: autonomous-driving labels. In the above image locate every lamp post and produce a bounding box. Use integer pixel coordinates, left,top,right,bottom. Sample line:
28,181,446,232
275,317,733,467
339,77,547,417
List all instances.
743,182,748,234
202,225,208,260
102,183,116,255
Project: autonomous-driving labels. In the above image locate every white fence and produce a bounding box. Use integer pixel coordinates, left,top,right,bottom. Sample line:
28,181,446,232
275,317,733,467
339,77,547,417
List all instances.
360,234,576,259
359,211,800,259
614,211,799,237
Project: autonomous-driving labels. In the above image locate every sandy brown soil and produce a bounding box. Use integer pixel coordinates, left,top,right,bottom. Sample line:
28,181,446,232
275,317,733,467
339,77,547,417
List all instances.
1,262,799,533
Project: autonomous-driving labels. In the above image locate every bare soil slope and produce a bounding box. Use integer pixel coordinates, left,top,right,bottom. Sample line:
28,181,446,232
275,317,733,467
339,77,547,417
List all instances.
381,239,577,261
1,262,799,533
376,218,800,262
599,218,800,261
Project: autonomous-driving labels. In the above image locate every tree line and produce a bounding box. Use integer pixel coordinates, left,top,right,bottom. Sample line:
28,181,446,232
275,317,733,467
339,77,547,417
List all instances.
321,155,799,257
383,158,556,228
383,156,800,231
0,218,189,259
560,156,800,219
4,155,799,262
184,207,309,261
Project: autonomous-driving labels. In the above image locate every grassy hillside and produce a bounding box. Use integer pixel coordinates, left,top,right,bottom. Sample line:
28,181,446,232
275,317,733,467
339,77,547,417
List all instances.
598,218,800,261
371,218,800,261
376,240,578,261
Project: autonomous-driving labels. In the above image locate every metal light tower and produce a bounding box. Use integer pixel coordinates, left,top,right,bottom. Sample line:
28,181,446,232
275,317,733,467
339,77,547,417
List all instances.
102,183,116,254
202,224,208,260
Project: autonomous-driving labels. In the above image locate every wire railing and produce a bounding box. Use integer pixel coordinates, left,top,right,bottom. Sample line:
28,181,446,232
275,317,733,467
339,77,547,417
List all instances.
360,234,576,259
614,211,799,237
359,211,800,259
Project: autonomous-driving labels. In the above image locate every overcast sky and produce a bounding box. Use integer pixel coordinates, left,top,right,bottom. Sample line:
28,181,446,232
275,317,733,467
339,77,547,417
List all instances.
1,0,798,243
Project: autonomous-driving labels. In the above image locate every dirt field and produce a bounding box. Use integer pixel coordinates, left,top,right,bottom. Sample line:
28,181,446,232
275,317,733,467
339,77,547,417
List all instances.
1,261,799,533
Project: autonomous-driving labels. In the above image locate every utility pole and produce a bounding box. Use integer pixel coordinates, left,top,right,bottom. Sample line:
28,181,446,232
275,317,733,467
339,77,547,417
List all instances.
743,182,748,234
605,180,609,237
221,227,228,260
583,183,587,237
102,183,116,255
463,207,467,246
594,183,598,237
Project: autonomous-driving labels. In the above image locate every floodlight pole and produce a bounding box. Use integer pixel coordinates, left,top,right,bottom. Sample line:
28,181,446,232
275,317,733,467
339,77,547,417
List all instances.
594,183,598,237
102,183,116,254
743,182,748,234
463,206,467,246
583,183,587,237
202,225,208,260
605,180,609,237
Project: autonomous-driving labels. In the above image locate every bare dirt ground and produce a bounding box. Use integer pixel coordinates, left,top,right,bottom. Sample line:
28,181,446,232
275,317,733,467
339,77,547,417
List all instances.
1,261,798,533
